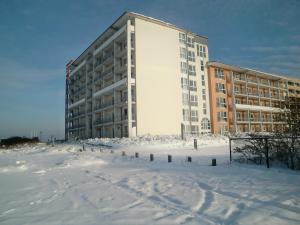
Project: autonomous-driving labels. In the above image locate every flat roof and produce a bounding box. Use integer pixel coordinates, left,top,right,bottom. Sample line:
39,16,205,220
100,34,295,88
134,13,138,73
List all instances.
70,11,208,66
208,61,300,81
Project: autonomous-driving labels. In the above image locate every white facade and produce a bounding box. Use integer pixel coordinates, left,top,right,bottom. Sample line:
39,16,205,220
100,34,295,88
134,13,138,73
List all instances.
66,12,210,139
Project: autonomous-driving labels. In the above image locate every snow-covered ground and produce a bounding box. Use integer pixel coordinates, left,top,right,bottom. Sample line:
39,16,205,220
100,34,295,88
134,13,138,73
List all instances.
0,136,300,225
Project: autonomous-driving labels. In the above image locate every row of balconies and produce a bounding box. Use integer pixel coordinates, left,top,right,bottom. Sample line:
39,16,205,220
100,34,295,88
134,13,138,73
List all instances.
234,91,286,100
69,124,86,130
94,114,136,126
234,76,287,89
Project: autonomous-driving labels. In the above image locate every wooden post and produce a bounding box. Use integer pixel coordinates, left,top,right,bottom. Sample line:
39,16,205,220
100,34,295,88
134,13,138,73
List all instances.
194,139,197,150
135,152,139,158
150,154,154,161
110,150,114,154
168,155,172,163
187,156,192,162
83,144,85,151
122,151,126,156
91,148,94,152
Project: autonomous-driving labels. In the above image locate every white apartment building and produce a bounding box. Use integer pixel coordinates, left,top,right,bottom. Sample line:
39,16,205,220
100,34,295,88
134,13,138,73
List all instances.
65,12,211,139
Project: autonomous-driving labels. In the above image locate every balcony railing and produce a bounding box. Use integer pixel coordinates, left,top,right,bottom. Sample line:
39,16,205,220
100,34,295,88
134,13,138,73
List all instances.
94,100,114,110
94,117,114,125
71,111,85,118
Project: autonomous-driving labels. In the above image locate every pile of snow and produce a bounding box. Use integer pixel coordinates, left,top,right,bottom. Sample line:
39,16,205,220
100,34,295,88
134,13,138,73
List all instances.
83,134,228,149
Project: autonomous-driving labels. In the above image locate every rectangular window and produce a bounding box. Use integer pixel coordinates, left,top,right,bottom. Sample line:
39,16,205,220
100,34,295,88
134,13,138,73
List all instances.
202,89,206,100
216,97,226,108
181,62,188,74
201,60,204,71
215,68,224,79
217,112,227,122
179,33,186,44
181,78,188,90
191,110,198,122
201,75,205,86
187,36,194,48
216,83,226,93
182,109,189,121
190,95,198,106
189,80,197,91
180,47,187,59
182,93,189,105
188,65,196,76
188,51,195,62
197,45,206,58
203,102,207,115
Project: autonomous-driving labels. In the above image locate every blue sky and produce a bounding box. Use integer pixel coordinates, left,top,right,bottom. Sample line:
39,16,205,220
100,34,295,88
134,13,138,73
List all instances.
0,0,299,139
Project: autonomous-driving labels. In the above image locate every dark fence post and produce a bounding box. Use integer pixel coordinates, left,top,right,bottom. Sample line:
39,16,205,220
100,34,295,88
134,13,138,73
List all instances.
212,158,216,166
122,151,126,156
187,156,192,162
83,144,85,151
229,138,232,162
150,154,154,161
110,150,114,154
135,152,139,158
168,155,172,163
194,139,197,150
265,138,270,168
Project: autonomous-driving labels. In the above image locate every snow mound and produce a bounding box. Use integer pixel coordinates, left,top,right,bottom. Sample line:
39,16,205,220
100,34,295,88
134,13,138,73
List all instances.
83,135,228,148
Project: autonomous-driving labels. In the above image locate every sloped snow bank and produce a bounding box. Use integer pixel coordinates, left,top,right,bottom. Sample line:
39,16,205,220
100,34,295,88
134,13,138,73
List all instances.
83,134,228,149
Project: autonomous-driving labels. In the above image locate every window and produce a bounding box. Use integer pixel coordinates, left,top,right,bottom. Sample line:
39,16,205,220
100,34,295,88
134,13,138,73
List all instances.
182,110,199,123
190,95,198,106
235,98,241,104
189,80,197,91
180,47,187,59
202,89,206,100
188,51,195,62
215,68,224,79
200,60,204,71
188,65,196,75
191,125,199,134
203,102,207,115
181,78,188,90
201,75,205,86
217,111,227,122
181,62,188,74
203,46,207,57
216,83,226,93
197,45,206,57
182,109,189,121
187,36,194,48
201,118,211,130
219,125,228,135
216,97,226,108
179,33,186,43
182,93,189,105
191,110,198,122
236,112,241,121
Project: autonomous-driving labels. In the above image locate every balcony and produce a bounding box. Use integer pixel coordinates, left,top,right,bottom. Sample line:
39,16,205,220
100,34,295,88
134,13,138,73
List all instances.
94,116,114,125
102,53,114,65
94,100,114,111
234,76,246,82
102,67,114,78
71,111,85,118
69,124,85,130
247,79,258,84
